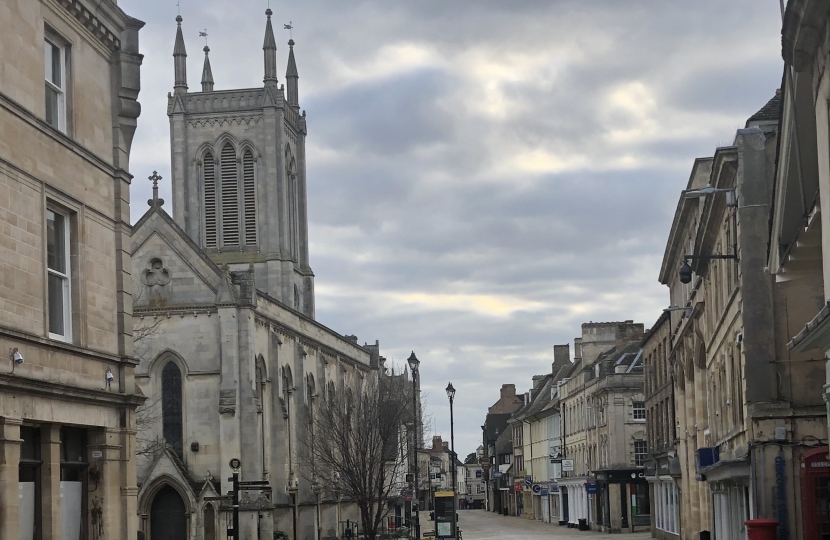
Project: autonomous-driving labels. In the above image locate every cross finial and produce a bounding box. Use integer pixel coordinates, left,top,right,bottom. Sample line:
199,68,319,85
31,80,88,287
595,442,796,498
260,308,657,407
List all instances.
148,171,164,207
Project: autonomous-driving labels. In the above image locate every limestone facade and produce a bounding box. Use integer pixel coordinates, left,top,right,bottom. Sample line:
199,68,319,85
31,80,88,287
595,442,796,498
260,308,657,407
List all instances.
559,321,647,533
642,311,680,540
659,111,828,540
130,12,387,540
0,1,144,539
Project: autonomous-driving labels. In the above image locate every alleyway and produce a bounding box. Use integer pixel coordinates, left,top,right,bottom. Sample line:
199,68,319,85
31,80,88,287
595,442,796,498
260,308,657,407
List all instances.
456,510,652,540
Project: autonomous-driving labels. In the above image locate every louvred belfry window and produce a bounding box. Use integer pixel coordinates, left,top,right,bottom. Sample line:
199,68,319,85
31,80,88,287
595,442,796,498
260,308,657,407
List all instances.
243,149,257,246
204,152,217,248
220,143,240,246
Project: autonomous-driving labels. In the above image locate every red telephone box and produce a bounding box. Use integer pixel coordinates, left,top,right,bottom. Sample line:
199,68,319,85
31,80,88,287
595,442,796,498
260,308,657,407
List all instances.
800,446,830,540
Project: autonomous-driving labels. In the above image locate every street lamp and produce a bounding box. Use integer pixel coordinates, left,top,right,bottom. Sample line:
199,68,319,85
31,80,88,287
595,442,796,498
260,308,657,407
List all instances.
407,352,421,540
446,382,457,539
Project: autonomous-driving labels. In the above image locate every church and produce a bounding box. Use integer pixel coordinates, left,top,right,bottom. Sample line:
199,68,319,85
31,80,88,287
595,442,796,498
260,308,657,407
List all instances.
131,11,381,540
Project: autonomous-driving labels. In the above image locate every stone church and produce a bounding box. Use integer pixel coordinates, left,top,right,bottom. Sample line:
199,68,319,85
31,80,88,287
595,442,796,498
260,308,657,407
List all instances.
131,12,379,540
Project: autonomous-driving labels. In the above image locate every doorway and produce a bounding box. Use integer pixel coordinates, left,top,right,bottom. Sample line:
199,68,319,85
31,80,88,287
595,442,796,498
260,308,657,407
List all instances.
151,486,187,540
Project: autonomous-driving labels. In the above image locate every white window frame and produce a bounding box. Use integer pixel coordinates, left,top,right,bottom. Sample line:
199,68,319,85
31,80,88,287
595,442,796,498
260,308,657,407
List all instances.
633,401,646,421
47,208,71,341
44,38,66,132
633,440,647,467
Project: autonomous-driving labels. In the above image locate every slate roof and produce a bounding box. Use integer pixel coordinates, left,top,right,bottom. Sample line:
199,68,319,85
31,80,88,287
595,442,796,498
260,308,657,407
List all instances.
747,91,782,123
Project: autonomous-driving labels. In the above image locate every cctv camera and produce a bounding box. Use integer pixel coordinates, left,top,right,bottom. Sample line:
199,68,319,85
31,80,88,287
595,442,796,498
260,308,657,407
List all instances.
105,369,114,382
10,348,23,365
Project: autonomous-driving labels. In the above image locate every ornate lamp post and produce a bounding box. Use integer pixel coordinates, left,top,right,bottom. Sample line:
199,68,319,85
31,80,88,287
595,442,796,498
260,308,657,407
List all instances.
407,352,421,540
446,382,457,539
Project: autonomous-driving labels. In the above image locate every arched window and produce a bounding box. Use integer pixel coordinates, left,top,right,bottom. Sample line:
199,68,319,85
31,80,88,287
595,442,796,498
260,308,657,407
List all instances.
203,152,217,248
220,143,239,246
243,149,257,246
285,149,299,258
204,503,216,540
162,362,183,458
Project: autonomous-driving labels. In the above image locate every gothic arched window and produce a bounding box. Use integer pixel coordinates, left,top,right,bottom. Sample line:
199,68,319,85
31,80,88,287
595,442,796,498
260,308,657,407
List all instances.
285,149,299,258
243,149,257,246
220,143,240,246
162,362,183,458
203,152,217,248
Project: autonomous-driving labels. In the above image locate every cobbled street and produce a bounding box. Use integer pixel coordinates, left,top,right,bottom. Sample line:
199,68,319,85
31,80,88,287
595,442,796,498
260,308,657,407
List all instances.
455,510,652,540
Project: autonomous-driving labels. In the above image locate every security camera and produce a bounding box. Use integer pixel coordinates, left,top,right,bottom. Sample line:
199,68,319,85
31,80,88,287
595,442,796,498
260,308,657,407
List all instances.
105,369,114,382
10,348,23,365
679,261,693,284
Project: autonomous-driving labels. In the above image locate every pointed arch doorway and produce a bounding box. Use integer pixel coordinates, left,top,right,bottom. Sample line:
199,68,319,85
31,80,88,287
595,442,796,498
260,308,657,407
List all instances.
150,485,187,540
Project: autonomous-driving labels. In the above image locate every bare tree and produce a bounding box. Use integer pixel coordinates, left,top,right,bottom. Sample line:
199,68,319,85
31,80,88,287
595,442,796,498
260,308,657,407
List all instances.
132,290,166,458
301,375,410,540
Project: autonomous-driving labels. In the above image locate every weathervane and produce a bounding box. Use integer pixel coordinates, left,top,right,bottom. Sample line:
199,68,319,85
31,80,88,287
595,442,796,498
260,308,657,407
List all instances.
199,28,208,46
284,21,293,39
176,0,180,16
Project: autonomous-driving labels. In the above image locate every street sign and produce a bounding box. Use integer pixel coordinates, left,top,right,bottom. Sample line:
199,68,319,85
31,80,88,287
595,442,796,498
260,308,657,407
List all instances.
525,475,532,487
561,459,574,472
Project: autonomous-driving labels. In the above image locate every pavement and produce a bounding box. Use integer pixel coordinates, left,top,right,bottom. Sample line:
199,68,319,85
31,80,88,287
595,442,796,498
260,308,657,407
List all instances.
454,510,652,540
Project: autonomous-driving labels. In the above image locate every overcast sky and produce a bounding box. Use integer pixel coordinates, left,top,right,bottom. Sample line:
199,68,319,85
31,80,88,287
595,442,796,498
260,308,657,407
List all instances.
122,0,784,459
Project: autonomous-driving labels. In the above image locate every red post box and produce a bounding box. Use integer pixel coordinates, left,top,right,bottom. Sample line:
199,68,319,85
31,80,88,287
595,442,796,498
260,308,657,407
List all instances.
745,519,779,540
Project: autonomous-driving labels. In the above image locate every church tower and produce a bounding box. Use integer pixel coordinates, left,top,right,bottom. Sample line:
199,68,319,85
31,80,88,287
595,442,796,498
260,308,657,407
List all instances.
167,11,314,317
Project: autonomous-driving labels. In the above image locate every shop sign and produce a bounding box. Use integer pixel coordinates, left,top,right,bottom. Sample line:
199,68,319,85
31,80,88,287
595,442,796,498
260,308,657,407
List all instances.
525,475,533,487
586,483,597,494
531,484,542,494
514,481,523,492
541,488,549,496
561,459,574,472
548,484,559,493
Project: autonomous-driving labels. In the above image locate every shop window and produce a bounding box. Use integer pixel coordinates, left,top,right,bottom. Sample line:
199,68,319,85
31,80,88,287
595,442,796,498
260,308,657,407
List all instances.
19,426,42,540
60,427,87,540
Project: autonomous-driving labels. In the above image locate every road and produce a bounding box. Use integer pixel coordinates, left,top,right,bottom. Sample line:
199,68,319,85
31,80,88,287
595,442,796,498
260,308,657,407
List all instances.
455,510,652,540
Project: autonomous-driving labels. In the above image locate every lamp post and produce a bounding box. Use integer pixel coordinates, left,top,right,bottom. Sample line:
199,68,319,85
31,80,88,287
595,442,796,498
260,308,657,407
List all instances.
446,382,457,540
407,352,421,540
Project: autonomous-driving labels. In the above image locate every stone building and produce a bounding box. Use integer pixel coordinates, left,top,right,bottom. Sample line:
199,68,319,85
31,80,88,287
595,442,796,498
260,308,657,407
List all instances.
659,99,827,540
642,311,680,540
0,1,143,539
777,3,830,539
130,12,386,540
559,321,648,533
481,384,523,514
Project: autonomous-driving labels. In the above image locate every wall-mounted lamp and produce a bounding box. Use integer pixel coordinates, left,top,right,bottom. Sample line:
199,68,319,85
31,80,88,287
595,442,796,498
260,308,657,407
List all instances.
663,305,693,318
10,347,23,372
678,253,737,284
685,184,737,207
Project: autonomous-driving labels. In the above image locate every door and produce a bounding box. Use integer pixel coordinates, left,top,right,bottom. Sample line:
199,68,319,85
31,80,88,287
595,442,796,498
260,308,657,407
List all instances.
151,486,187,540
562,487,569,523
802,447,830,540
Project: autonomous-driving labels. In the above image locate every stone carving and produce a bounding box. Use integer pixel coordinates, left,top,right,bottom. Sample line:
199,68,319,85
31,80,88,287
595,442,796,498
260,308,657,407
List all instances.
142,258,171,307
219,389,236,414
187,115,262,128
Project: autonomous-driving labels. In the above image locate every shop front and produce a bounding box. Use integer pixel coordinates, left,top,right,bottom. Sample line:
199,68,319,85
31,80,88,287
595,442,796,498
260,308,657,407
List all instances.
594,469,651,533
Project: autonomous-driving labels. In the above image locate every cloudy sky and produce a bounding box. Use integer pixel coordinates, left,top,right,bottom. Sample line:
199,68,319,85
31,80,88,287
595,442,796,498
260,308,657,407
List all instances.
122,0,784,458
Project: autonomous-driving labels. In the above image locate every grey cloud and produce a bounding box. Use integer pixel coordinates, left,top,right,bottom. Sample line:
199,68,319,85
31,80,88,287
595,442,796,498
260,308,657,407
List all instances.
123,0,784,455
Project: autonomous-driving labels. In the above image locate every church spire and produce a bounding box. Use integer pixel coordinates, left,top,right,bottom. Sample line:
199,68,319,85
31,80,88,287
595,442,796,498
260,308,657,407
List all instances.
286,39,299,106
173,15,188,93
201,46,214,92
263,9,278,86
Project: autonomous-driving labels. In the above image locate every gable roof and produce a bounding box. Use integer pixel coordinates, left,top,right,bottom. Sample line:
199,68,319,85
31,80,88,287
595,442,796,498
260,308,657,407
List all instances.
747,91,782,123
